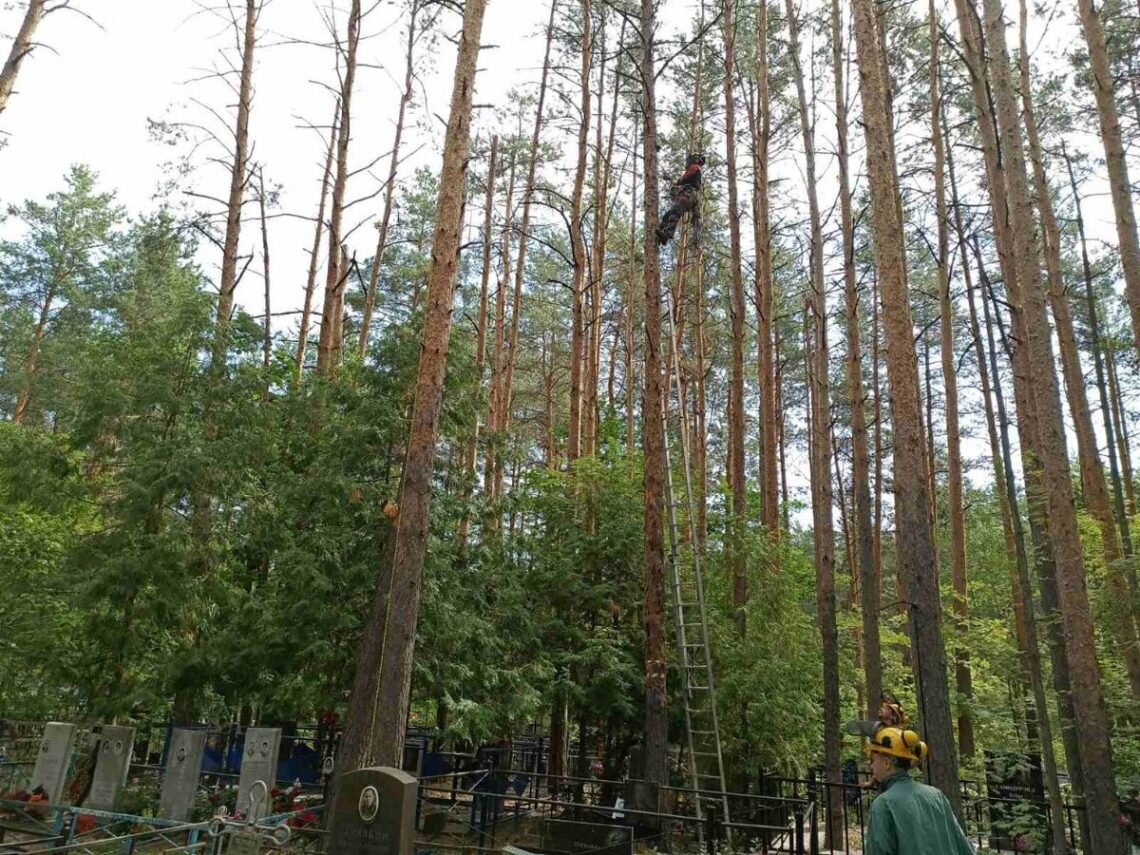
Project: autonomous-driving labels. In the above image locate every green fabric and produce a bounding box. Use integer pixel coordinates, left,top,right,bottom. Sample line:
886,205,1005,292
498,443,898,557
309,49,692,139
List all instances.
865,772,976,855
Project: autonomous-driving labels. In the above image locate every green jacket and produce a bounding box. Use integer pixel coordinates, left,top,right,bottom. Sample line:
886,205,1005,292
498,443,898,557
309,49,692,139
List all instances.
865,772,975,855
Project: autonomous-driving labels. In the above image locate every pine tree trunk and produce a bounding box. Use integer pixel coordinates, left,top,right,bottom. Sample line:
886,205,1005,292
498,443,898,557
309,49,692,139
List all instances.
458,137,498,558
983,278,1091,852
213,0,259,368
1066,146,1136,560
1077,0,1140,356
485,151,516,512
336,0,488,776
980,0,1126,843
568,0,593,463
1107,342,1137,515
784,0,840,837
626,135,638,458
258,168,272,388
850,0,961,812
930,5,973,757
1019,6,1140,697
316,0,361,378
12,282,54,426
294,99,340,385
722,0,748,636
832,0,879,717
503,0,557,436
0,0,47,117
639,0,668,792
358,0,420,354
755,0,779,535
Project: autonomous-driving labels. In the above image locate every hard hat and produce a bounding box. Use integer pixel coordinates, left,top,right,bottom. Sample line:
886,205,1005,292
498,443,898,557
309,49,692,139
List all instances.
869,727,928,764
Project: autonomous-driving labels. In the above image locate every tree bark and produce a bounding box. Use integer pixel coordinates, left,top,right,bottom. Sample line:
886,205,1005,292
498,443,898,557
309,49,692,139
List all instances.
639,0,668,791
722,0,748,637
785,0,840,838
316,0,362,378
930,3,973,758
484,149,516,513
755,0,779,536
1077,0,1140,357
981,0,1126,843
294,98,339,385
568,0,593,463
832,0,879,717
1066,146,1134,545
458,136,498,558
0,0,47,117
213,0,259,368
358,0,421,355
257,167,272,390
336,0,487,776
1107,341,1137,515
503,0,557,435
12,279,54,426
850,0,961,812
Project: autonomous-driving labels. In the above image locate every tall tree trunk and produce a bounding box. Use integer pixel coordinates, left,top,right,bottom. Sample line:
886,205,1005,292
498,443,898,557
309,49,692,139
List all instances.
784,0,840,838
213,0,259,368
0,0,47,116
336,0,487,776
626,132,638,457
872,276,883,598
358,0,421,354
1077,0,1140,357
1107,341,1137,515
722,0,748,636
980,0,1125,843
485,150,516,513
294,98,340,384
984,276,1092,851
316,0,362,378
850,0,961,811
568,0,593,463
930,4,973,758
258,167,272,392
1019,9,1140,697
639,0,668,792
458,136,498,558
503,0,557,434
976,269,1068,855
12,281,55,426
755,0,779,535
1066,145,1136,554
832,0,879,716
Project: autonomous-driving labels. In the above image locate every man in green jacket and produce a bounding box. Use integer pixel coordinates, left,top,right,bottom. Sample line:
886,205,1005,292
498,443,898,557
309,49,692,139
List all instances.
865,725,975,855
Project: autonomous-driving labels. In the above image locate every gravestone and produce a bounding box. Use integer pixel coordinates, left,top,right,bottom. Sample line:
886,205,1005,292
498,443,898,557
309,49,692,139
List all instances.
159,729,208,821
237,728,281,821
327,767,417,855
29,722,77,803
985,751,1048,853
84,725,136,812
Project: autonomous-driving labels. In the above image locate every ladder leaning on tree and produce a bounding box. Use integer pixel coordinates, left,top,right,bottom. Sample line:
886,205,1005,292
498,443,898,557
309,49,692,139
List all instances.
659,230,731,841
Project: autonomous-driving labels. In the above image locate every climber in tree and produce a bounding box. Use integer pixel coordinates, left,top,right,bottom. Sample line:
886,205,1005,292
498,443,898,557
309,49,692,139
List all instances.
656,152,704,246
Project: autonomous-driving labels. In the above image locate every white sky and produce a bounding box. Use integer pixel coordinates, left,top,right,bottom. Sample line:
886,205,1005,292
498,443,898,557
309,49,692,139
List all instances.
0,0,1132,516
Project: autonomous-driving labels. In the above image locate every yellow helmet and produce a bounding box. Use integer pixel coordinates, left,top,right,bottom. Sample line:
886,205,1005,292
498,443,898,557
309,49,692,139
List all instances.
869,727,928,764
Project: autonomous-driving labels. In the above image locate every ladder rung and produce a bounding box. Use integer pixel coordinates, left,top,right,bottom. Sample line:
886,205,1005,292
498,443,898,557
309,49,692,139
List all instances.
688,685,709,691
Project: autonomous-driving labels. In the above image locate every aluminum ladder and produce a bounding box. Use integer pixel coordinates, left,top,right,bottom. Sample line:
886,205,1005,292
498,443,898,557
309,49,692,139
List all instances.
659,244,732,840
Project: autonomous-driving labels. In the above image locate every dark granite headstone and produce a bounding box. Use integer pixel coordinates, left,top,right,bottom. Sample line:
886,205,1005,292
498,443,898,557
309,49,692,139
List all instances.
328,767,417,855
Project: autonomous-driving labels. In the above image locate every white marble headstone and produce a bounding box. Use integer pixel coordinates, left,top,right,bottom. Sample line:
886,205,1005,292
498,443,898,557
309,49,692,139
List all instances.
84,725,136,812
159,729,207,821
29,722,77,803
236,728,281,821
